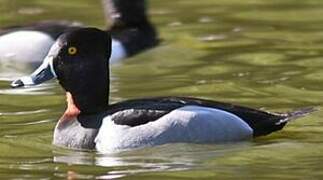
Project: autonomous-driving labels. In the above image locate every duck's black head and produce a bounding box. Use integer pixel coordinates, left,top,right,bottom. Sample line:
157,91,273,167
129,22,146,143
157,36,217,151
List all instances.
51,28,112,114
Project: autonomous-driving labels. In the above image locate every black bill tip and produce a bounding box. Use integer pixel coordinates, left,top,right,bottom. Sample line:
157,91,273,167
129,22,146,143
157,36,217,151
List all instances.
10,79,24,88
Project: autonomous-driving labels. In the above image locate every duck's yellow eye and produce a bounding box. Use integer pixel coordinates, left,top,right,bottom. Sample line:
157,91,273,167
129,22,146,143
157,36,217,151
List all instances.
68,47,77,55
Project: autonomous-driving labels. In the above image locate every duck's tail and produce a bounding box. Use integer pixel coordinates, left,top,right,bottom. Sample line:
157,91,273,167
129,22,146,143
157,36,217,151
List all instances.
275,107,317,125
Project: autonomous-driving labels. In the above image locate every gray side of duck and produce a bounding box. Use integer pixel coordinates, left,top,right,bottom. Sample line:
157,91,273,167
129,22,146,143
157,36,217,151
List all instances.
53,118,99,150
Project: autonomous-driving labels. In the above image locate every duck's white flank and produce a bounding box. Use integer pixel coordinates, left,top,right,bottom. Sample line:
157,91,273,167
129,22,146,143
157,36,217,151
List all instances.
95,105,253,153
0,31,55,63
110,39,126,64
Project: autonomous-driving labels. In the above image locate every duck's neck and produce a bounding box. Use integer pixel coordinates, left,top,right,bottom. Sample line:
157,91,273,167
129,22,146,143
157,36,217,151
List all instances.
63,64,110,115
62,92,81,119
58,55,111,117
68,88,109,116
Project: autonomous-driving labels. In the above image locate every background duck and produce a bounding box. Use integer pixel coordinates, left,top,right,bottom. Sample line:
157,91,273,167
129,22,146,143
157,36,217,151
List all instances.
0,0,159,80
17,27,314,153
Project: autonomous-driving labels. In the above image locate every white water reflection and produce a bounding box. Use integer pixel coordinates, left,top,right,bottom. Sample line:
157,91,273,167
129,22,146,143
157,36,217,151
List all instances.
0,82,56,95
53,143,251,178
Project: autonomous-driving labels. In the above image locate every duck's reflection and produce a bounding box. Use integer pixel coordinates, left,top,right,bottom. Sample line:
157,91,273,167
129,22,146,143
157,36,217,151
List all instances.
53,144,200,178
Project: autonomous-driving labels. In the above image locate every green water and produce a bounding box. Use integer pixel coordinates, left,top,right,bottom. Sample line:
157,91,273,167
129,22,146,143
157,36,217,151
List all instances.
1,0,323,179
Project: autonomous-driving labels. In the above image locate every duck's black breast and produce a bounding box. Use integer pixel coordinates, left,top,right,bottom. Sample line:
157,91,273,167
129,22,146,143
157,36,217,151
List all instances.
105,96,286,137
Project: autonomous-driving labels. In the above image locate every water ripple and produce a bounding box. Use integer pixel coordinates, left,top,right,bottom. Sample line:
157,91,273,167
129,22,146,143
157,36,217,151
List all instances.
0,109,48,116
0,84,56,95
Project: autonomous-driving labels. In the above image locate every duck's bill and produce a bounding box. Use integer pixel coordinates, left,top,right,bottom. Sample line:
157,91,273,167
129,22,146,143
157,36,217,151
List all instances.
10,56,56,88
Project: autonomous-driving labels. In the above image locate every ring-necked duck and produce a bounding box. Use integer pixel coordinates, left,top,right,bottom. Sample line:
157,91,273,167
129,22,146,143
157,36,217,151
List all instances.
2,0,158,85
15,27,314,153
